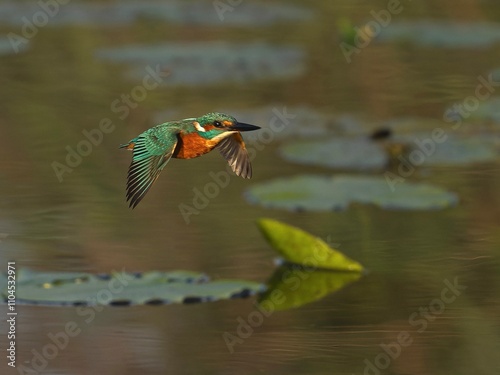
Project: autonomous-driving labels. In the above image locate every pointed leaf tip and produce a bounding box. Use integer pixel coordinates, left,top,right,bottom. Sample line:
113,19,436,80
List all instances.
257,218,364,272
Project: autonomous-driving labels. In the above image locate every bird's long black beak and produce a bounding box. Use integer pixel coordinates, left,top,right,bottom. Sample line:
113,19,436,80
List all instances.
232,122,260,132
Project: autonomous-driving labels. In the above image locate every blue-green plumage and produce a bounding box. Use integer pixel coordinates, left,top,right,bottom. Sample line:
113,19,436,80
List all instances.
120,112,260,208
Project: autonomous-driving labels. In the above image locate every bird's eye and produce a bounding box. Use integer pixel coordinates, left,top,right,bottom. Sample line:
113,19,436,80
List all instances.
213,121,223,128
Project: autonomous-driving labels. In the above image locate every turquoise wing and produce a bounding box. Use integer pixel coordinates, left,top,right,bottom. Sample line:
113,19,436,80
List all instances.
124,127,178,208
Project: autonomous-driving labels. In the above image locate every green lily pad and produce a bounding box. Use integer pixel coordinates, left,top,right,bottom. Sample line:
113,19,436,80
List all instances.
395,136,498,166
0,2,312,27
377,21,500,48
140,2,313,26
257,218,363,271
467,96,500,125
280,138,388,170
259,265,362,311
246,175,458,211
1,269,265,306
96,42,304,86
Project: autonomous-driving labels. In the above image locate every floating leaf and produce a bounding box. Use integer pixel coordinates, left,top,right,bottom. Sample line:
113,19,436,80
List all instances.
276,126,500,171
377,21,500,48
141,2,313,26
396,136,498,166
280,138,388,170
0,2,312,27
259,265,362,311
465,96,500,125
246,175,458,211
1,269,265,306
96,42,304,86
257,218,363,271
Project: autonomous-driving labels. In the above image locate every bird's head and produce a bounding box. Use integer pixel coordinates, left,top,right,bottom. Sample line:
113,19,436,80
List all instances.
192,112,260,139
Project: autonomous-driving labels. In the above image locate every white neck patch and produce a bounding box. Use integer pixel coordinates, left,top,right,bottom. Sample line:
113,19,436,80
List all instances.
193,121,206,132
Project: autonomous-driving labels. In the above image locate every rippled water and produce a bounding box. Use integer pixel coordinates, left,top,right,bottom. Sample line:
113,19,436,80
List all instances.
1,1,500,374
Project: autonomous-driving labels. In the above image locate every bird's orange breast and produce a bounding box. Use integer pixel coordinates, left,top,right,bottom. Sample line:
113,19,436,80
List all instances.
173,132,215,159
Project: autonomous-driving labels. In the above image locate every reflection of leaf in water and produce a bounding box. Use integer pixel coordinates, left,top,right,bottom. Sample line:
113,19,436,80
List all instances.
280,138,388,170
259,265,361,311
258,218,364,272
1,269,264,306
247,175,458,211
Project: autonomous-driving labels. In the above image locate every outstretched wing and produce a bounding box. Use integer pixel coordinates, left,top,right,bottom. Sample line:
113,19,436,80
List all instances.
216,133,252,179
125,129,178,208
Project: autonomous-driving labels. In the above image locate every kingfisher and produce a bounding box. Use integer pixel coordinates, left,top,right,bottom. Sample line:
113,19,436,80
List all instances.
120,112,260,208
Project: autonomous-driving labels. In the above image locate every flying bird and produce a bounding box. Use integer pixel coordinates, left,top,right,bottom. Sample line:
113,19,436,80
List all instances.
120,112,260,208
